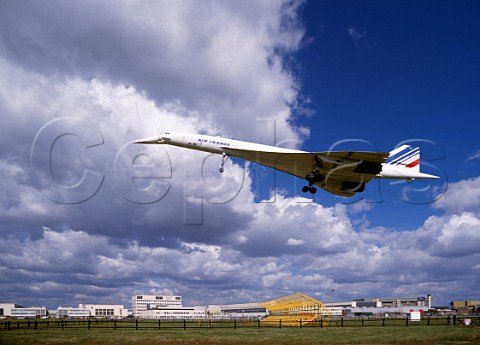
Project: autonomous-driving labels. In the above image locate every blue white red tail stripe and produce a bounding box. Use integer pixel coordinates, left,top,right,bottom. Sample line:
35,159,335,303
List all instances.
389,148,419,165
386,145,420,169
405,158,420,168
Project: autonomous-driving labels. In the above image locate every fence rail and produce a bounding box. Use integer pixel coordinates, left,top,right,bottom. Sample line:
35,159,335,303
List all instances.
1,316,479,332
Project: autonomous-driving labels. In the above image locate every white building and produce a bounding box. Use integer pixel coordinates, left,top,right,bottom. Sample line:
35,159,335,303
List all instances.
139,306,207,319
80,304,128,319
56,306,91,318
132,295,182,318
323,296,432,317
349,306,427,317
322,296,432,317
0,303,21,318
326,307,343,317
220,302,267,319
10,306,48,319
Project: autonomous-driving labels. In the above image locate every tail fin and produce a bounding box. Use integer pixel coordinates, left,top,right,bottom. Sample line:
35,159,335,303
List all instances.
385,145,420,172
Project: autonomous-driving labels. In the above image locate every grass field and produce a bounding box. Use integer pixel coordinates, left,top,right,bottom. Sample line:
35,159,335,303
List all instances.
1,325,479,345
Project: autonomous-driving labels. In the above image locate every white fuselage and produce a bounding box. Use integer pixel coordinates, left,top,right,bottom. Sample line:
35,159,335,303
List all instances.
144,132,305,155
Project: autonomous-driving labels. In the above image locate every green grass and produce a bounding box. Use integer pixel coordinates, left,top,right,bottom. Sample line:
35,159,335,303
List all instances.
1,325,479,345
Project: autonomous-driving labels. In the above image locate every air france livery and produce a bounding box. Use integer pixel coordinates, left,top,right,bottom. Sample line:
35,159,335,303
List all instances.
135,132,438,197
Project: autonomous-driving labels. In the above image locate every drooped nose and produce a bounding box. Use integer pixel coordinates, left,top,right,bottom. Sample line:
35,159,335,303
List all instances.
134,135,165,144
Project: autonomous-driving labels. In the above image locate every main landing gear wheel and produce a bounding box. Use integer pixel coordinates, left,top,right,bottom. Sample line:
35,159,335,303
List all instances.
303,172,322,195
302,186,317,194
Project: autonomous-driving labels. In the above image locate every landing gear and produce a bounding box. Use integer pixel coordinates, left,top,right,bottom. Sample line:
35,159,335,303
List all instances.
302,172,323,195
219,153,228,173
302,186,317,194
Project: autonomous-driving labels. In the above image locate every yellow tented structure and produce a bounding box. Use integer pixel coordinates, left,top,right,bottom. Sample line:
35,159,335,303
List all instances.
260,292,331,326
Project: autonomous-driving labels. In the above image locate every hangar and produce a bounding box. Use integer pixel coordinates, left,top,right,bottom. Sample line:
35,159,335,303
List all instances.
260,292,331,325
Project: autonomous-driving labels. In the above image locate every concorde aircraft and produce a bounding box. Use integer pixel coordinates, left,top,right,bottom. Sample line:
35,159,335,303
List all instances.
135,132,439,197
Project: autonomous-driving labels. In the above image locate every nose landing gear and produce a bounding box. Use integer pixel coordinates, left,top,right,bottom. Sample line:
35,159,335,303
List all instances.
219,153,228,173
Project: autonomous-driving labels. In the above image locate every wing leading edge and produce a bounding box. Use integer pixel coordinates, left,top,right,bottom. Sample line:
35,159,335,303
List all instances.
223,147,389,197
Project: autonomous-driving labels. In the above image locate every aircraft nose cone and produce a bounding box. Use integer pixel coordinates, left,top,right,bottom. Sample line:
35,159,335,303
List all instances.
134,135,164,144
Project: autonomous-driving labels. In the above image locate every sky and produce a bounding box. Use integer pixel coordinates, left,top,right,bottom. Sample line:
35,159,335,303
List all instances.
0,0,479,310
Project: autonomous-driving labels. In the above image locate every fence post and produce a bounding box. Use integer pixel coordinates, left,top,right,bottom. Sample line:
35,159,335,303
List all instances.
135,319,138,330
279,319,281,329
114,320,117,330
341,317,344,327
382,318,385,327
361,318,364,327
258,319,260,328
158,319,161,330
428,316,430,326
183,319,186,330
61,320,64,330
7,321,10,331
234,319,237,330
300,319,302,328
88,319,91,330
28,320,30,328
320,318,323,328
406,317,409,327
35,321,38,330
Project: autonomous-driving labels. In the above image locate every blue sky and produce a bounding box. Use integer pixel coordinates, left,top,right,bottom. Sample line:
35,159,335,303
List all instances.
299,0,479,169
0,0,479,310
289,0,480,229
